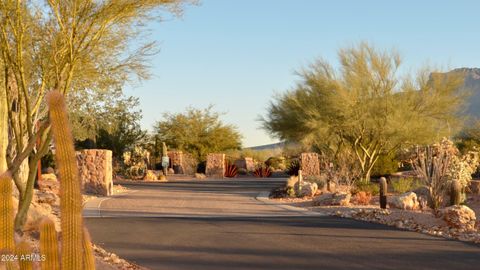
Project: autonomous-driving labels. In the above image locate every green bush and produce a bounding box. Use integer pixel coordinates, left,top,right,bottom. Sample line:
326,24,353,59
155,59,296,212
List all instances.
304,175,326,190
391,177,421,194
265,156,286,170
371,153,399,177
354,182,380,196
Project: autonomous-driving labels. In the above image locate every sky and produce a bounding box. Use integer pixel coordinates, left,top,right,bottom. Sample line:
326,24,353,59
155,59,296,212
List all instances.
124,0,480,148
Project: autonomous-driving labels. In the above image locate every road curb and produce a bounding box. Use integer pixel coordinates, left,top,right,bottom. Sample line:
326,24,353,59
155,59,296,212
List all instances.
83,190,138,218
255,191,326,216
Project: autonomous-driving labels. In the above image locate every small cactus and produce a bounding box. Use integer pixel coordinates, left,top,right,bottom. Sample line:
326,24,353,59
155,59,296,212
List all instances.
0,172,15,254
47,91,84,270
16,241,33,270
83,228,96,270
379,177,387,209
162,142,168,157
449,180,462,206
39,217,60,270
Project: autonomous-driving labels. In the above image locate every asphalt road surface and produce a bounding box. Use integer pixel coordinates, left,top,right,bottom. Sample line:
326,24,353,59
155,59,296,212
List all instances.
84,179,480,270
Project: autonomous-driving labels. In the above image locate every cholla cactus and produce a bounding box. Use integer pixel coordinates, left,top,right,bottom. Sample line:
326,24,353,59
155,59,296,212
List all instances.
123,146,150,179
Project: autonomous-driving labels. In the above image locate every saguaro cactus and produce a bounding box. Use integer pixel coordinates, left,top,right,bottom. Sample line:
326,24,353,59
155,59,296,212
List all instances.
39,217,60,270
47,91,84,270
162,142,169,176
449,180,462,206
379,177,387,209
16,241,33,270
0,172,15,254
83,228,96,270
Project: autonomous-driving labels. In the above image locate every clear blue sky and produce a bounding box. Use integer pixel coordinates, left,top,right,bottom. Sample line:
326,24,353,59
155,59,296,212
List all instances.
124,0,480,147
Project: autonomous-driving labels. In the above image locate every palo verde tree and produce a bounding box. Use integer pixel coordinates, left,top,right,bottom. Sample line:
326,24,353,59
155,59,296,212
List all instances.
0,0,194,231
262,43,466,182
153,106,242,161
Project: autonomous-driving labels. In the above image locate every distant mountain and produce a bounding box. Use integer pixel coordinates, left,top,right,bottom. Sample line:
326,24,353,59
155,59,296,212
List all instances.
444,68,480,119
245,142,285,151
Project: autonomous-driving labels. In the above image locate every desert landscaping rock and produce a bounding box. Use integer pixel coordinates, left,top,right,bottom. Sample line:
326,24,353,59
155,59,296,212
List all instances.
295,181,318,197
442,205,477,231
313,192,351,206
389,191,419,210
143,170,158,181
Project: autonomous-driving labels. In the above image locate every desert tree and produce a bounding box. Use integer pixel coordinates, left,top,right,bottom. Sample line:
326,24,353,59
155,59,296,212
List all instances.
261,43,466,182
154,106,242,161
0,0,195,231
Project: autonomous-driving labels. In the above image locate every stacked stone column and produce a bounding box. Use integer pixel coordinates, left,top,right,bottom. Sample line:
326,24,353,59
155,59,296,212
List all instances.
76,149,113,196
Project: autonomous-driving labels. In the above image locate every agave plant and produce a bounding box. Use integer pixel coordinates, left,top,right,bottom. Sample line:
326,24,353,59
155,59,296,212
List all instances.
253,166,272,178
224,162,238,178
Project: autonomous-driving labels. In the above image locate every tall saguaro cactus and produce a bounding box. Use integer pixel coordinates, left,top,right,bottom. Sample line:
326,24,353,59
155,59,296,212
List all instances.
379,177,387,209
83,228,96,270
0,172,15,254
47,91,84,270
39,217,60,270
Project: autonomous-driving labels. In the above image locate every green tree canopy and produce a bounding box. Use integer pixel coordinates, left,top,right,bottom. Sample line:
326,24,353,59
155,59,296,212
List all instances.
261,43,466,182
154,107,242,161
70,88,146,158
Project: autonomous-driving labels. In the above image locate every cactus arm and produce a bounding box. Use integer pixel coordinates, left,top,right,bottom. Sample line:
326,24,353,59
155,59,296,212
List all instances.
0,172,15,254
39,217,60,270
46,91,84,270
83,228,96,270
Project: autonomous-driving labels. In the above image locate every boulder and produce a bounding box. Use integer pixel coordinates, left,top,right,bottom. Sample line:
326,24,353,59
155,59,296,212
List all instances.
331,192,351,206
195,173,206,179
38,174,60,195
143,170,158,181
314,192,351,206
389,191,419,210
442,205,477,231
294,181,318,197
168,168,175,175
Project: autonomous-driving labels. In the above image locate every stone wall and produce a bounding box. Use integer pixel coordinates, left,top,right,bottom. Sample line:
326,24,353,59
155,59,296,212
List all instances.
76,149,113,196
206,153,225,178
168,150,184,174
234,157,255,172
300,152,320,177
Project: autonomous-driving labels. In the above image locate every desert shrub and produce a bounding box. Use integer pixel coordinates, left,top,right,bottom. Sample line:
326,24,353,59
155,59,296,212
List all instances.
354,191,372,205
391,177,421,194
286,175,298,188
286,159,300,176
253,166,272,177
286,186,296,197
265,157,286,170
371,152,399,177
354,182,380,196
304,175,326,190
224,163,238,178
410,138,480,209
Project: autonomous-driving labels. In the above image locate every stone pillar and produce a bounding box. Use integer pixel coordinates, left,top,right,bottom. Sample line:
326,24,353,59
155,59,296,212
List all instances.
234,157,255,172
206,153,225,178
167,151,184,174
300,152,320,177
76,149,113,196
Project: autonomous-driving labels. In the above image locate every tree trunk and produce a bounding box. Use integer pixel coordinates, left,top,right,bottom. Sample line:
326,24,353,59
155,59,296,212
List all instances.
0,82,7,173
14,155,38,231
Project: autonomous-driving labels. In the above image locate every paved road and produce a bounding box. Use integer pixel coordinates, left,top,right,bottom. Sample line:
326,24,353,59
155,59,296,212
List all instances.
85,179,480,270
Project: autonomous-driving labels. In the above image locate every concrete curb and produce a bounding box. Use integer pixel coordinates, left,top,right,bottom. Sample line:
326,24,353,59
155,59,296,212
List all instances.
255,191,326,216
83,190,138,218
